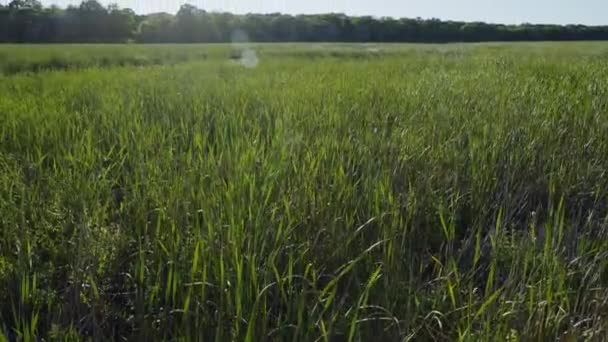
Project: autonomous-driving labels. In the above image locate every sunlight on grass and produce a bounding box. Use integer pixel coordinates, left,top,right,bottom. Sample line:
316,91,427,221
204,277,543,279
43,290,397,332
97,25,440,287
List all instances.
0,42,607,340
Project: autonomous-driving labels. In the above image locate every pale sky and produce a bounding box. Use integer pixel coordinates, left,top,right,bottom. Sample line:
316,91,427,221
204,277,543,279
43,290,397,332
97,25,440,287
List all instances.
28,0,608,25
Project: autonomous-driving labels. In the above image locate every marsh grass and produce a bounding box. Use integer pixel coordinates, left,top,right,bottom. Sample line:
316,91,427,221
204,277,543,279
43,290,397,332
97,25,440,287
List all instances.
1,42,608,341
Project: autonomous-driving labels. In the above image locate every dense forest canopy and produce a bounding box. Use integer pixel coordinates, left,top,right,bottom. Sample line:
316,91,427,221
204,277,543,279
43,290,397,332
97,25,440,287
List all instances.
1,0,608,43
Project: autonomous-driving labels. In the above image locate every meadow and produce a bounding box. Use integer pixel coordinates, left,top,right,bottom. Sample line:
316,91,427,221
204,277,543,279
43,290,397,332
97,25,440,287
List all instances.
1,42,608,341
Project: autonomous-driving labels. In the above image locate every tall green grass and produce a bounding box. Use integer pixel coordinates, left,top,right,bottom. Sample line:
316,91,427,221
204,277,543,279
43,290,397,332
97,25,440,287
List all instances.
1,43,608,341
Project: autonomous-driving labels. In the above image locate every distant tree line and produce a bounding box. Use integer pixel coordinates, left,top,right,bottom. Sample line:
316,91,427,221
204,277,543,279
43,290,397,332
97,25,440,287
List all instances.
2,0,608,43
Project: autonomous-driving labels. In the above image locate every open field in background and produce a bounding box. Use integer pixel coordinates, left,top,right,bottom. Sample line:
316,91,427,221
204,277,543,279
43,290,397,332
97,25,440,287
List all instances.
2,42,608,75
1,43,608,341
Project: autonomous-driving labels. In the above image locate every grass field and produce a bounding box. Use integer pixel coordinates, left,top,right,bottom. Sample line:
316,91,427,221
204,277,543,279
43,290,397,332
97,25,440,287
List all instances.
1,42,608,341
